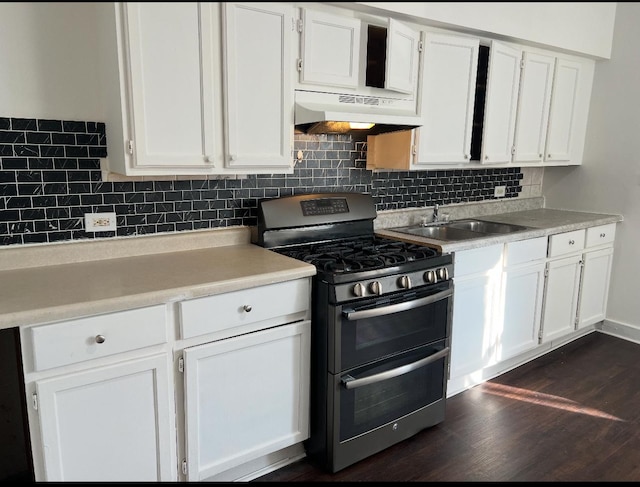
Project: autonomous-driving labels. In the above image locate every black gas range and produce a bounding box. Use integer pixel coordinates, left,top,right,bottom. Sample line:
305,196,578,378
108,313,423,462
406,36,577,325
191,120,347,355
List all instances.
257,193,454,473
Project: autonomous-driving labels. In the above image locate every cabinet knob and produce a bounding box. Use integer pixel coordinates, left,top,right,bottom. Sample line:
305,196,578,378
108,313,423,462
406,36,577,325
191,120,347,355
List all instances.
464,154,469,160
204,155,212,163
243,305,252,313
600,233,606,238
569,239,575,245
230,154,237,162
95,335,106,344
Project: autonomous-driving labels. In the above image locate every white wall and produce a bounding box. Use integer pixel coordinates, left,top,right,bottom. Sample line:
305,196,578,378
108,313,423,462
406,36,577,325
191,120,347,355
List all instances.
0,2,102,121
349,2,616,59
543,2,640,332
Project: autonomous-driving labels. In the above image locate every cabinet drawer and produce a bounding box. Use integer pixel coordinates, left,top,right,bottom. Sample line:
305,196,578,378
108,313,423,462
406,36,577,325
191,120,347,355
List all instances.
547,229,586,257
179,279,310,340
454,244,503,277
585,223,616,248
504,237,547,266
30,305,168,372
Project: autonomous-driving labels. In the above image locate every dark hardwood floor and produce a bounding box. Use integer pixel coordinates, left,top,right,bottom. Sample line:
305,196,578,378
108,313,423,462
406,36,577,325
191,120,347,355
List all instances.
254,332,640,482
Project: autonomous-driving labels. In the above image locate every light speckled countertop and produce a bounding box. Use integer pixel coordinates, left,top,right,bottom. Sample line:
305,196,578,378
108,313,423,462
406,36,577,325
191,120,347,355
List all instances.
0,227,316,330
377,207,623,253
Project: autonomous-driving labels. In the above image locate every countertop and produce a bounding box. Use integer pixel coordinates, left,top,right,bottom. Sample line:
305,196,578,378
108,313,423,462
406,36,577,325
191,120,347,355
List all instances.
0,205,623,331
0,228,316,330
376,208,624,253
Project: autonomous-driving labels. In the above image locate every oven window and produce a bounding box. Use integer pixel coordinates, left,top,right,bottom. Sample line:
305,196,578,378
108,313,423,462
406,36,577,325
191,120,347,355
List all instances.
338,341,447,442
339,282,451,371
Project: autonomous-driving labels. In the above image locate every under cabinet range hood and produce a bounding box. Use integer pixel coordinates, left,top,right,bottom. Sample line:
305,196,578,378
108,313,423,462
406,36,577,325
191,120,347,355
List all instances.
295,90,423,135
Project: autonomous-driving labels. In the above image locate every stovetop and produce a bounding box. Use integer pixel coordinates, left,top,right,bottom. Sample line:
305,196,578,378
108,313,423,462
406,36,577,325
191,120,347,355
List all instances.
271,234,453,285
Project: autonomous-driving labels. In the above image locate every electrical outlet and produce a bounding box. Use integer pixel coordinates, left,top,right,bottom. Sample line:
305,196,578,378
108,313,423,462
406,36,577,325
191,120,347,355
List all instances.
84,212,117,232
494,185,506,198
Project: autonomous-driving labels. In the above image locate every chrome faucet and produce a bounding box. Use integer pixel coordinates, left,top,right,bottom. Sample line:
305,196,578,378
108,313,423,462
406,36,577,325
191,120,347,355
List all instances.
432,204,439,222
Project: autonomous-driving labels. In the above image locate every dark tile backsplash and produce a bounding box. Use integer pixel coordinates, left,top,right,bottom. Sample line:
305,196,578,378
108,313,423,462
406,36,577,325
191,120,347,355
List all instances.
0,117,523,246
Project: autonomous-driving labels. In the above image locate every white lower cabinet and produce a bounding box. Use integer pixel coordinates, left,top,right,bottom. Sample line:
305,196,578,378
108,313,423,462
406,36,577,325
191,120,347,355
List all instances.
20,305,177,482
498,238,546,361
181,320,310,480
540,223,616,342
450,244,503,379
540,253,582,342
449,237,546,394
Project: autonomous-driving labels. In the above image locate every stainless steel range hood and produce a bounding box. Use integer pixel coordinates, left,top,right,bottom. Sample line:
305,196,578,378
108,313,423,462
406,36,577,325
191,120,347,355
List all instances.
294,90,422,135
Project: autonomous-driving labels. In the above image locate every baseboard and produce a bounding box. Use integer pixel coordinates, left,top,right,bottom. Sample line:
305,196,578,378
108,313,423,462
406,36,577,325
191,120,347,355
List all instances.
596,319,640,345
202,443,306,482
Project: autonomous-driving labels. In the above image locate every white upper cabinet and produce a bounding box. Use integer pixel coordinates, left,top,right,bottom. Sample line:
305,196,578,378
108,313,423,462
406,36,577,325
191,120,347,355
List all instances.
100,2,294,176
512,52,555,163
124,3,221,170
299,8,360,89
416,33,479,165
222,2,294,170
545,57,583,163
481,41,522,164
384,18,421,94
297,7,420,98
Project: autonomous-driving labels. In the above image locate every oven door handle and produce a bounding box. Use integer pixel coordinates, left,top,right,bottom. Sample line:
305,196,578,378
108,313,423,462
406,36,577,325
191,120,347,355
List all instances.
342,347,450,390
342,288,453,321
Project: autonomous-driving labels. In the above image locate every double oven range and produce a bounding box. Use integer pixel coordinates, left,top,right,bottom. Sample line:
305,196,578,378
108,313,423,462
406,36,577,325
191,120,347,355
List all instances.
257,193,454,473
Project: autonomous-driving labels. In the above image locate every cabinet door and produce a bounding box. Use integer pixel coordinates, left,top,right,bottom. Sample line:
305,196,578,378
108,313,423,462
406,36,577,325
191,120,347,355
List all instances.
223,2,294,170
512,52,555,163
499,262,545,361
481,40,522,164
384,18,420,94
124,3,221,168
450,273,499,378
577,247,614,328
183,321,310,481
35,354,176,481
540,255,582,343
545,57,582,162
299,8,360,88
416,33,479,165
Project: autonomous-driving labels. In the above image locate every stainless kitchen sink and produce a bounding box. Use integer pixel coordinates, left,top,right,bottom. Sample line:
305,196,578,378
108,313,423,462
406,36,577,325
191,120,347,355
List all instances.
391,218,531,241
446,219,530,234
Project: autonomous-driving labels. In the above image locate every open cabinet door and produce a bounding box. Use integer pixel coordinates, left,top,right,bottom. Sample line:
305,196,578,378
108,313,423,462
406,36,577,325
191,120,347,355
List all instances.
385,18,421,95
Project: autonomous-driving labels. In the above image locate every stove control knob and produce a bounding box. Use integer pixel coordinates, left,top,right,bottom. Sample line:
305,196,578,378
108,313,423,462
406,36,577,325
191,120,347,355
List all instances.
369,281,383,295
353,283,366,297
398,275,412,289
437,267,449,280
424,270,436,284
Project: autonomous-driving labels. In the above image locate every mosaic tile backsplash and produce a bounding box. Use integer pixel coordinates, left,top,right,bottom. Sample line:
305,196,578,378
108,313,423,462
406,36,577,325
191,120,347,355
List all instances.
0,117,524,246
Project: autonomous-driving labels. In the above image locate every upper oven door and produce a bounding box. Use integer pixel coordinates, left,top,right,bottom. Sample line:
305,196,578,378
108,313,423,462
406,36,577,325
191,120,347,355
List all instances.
330,280,453,373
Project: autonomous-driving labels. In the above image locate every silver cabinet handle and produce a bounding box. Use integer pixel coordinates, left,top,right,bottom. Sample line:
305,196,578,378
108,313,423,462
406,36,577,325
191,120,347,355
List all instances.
569,239,575,245
95,335,106,344
341,347,450,389
243,305,252,312
600,233,606,238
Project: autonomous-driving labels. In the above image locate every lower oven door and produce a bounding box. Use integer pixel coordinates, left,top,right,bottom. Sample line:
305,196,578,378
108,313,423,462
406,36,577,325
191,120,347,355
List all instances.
328,340,449,472
333,280,452,372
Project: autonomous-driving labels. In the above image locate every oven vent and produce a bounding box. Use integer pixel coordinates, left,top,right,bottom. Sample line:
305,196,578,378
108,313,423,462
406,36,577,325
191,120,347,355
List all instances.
337,95,381,107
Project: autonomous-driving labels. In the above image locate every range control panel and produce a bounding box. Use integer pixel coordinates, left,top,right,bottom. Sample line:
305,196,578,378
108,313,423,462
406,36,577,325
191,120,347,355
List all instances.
300,198,349,216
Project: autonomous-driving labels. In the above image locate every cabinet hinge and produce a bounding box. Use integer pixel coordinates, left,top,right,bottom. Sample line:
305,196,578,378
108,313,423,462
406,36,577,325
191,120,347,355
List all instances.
418,40,423,52
178,356,184,373
296,18,303,33
297,58,303,72
127,140,134,155
544,267,549,277
538,328,544,344
520,59,525,69
579,259,585,268
411,144,417,156
182,459,188,476
32,392,38,411
511,146,516,156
